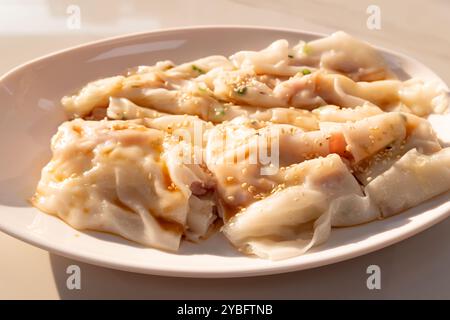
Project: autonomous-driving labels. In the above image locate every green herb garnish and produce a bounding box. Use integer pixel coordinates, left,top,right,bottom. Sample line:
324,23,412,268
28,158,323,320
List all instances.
192,65,205,74
302,44,312,55
301,69,311,75
214,106,226,116
235,86,247,95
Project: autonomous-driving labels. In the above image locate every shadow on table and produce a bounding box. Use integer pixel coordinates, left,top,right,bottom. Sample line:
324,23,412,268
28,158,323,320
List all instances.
49,218,450,300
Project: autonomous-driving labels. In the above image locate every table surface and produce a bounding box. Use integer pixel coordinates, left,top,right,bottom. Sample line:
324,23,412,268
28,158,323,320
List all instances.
1,0,449,299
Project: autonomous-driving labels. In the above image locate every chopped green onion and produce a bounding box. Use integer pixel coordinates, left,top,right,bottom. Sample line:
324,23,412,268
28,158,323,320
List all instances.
235,86,247,95
192,65,205,74
214,106,226,116
302,44,312,55
198,86,207,92
301,69,311,75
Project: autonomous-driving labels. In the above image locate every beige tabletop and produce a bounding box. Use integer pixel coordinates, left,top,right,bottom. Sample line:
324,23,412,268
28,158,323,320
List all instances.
1,0,449,299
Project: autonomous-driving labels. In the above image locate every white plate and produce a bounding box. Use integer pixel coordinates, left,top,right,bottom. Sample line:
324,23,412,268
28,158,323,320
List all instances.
0,26,449,278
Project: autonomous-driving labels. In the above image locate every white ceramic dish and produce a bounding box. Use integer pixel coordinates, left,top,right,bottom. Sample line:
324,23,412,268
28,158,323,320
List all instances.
0,26,449,278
